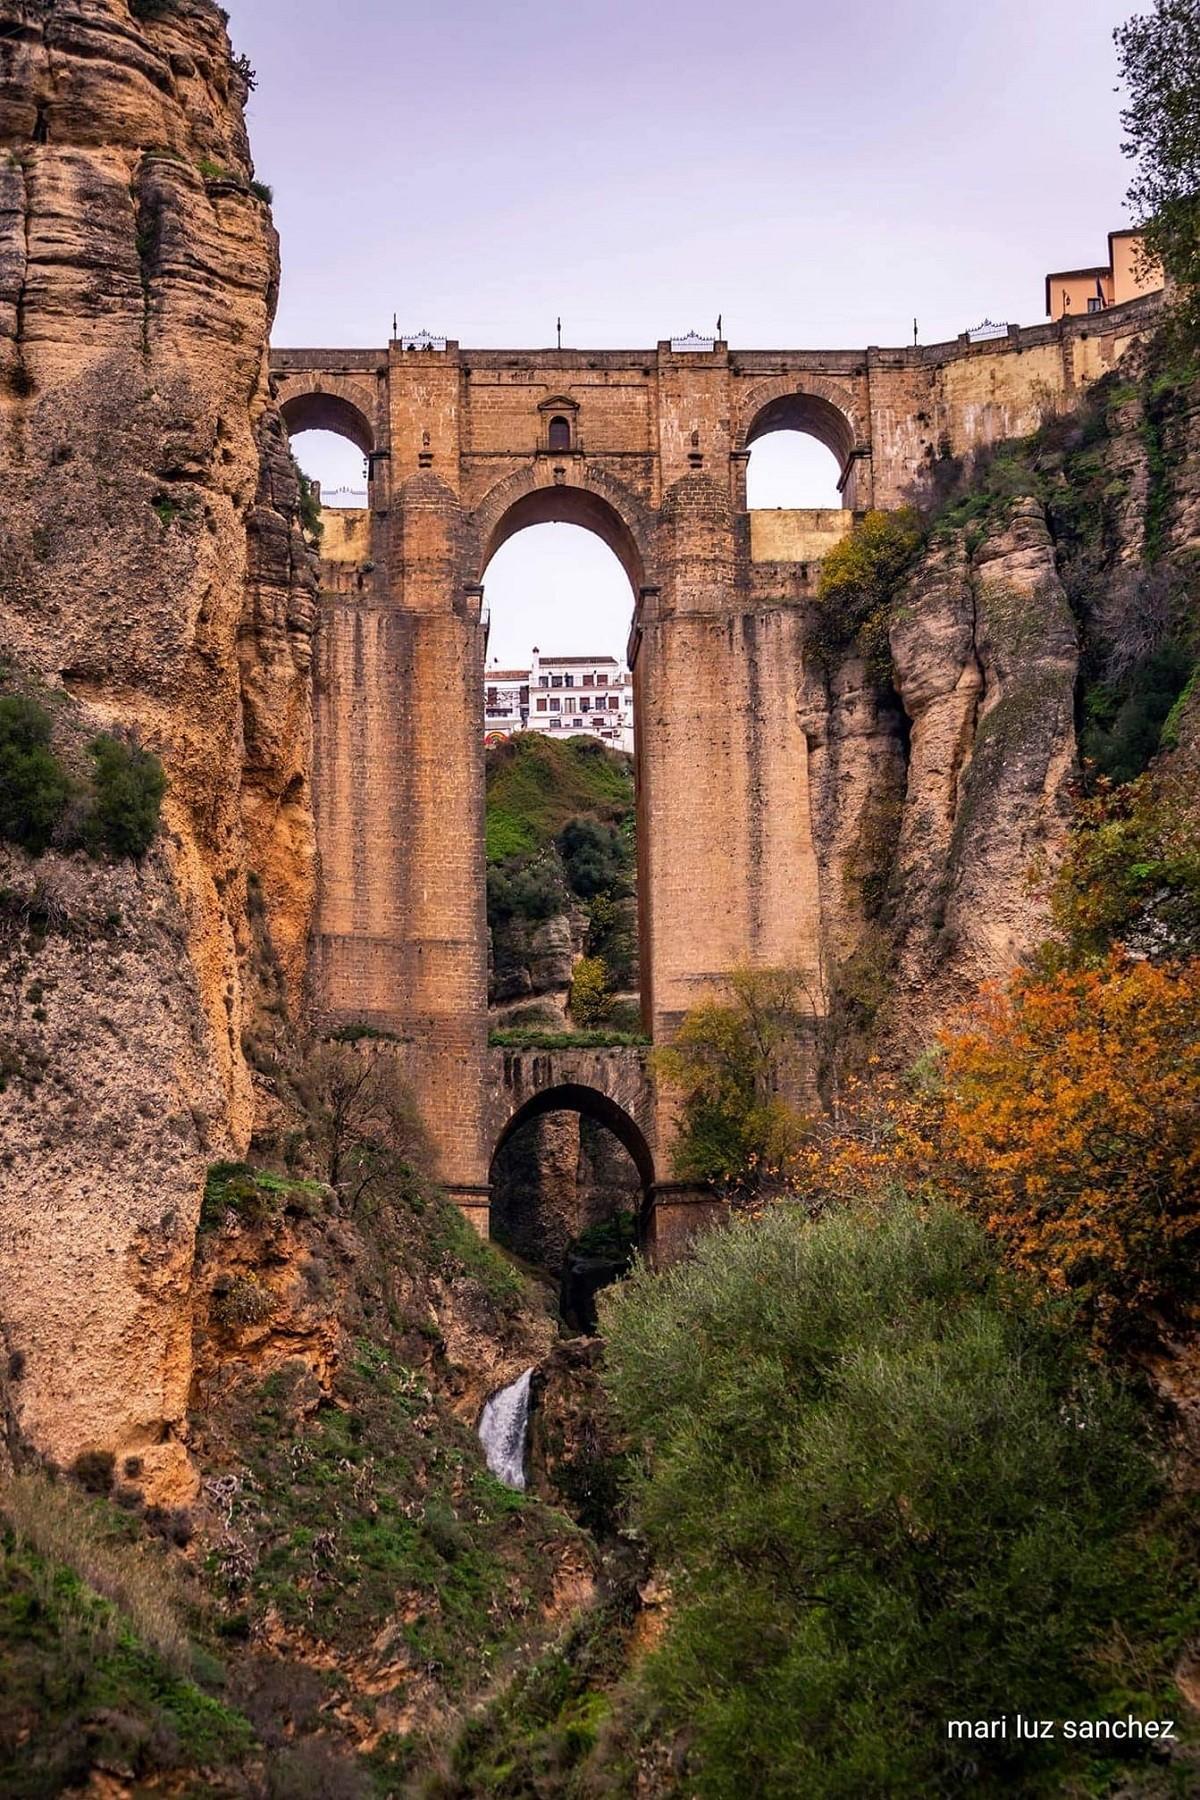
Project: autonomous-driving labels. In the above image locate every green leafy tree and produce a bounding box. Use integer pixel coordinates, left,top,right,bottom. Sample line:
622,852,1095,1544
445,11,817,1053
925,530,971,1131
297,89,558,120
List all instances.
557,815,630,899
600,1201,1193,1799
1116,0,1200,328
85,734,166,858
0,693,70,855
1080,637,1194,782
652,966,810,1196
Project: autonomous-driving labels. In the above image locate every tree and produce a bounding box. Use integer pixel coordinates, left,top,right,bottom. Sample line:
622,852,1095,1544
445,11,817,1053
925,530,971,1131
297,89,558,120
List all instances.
813,506,923,671
600,1201,1187,1798
297,1041,426,1214
86,734,166,858
939,954,1200,1340
0,694,70,855
653,966,813,1198
1116,0,1200,326
568,954,613,1026
557,815,630,899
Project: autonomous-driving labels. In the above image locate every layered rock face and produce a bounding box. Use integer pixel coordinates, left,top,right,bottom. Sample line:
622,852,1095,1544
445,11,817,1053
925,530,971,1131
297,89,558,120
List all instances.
806,344,1200,1052
888,499,1078,1029
0,0,314,1497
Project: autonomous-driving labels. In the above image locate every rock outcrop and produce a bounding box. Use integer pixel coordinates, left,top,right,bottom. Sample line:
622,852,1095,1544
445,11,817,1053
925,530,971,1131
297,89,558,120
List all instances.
888,499,1078,1031
0,0,314,1498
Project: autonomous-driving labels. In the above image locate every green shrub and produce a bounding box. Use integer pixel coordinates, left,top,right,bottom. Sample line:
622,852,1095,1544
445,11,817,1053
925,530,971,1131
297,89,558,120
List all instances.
813,507,923,673
296,467,324,543
601,1201,1197,1799
558,816,630,899
1080,639,1195,784
486,850,567,924
0,694,70,855
84,734,166,858
652,965,809,1196
200,1162,325,1233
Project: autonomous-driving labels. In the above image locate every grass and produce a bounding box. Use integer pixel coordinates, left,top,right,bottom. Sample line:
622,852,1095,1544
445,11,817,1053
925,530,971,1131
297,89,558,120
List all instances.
0,1476,254,1796
489,1027,649,1049
486,734,634,865
209,1339,591,1782
200,1160,326,1233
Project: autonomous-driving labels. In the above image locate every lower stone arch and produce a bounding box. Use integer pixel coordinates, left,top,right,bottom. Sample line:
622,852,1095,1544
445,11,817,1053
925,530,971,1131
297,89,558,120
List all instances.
489,1079,657,1256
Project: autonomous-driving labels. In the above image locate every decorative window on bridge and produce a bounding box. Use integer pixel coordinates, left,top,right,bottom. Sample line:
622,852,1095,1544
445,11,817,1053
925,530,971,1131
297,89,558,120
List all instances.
548,415,571,451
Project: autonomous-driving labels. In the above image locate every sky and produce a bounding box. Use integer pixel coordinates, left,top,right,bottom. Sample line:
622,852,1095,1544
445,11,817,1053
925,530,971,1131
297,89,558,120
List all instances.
230,0,1141,666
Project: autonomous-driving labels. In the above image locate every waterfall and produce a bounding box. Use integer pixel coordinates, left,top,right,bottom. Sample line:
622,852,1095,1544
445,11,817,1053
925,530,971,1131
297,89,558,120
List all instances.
478,1366,533,1490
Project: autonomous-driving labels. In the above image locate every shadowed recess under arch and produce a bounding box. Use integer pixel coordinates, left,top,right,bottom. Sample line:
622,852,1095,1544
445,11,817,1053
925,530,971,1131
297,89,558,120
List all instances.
743,390,856,479
490,1082,655,1193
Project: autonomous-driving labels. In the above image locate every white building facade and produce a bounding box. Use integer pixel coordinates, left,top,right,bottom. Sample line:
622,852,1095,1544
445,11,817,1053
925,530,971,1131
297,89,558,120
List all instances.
484,649,634,754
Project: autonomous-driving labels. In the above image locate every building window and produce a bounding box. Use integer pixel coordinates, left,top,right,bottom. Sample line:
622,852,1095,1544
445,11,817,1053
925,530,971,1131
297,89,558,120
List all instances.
539,675,549,687
551,675,563,688
550,698,560,711
564,673,574,687
580,696,590,711
548,414,571,451
596,672,607,686
608,695,619,711
1087,296,1103,313
536,697,547,712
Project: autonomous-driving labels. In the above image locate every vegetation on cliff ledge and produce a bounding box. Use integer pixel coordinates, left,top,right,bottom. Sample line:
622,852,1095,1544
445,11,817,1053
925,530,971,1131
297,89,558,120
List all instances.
0,680,165,862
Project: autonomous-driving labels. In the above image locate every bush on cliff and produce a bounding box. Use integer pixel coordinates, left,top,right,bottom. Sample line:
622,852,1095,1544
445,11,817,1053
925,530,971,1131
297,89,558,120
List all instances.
0,693,70,855
568,954,613,1026
558,816,631,900
82,734,166,860
812,506,923,673
600,1201,1197,1799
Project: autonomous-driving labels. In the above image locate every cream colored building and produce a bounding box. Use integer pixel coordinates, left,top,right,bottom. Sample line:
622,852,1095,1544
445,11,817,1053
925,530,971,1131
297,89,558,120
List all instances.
1045,229,1163,322
485,649,634,753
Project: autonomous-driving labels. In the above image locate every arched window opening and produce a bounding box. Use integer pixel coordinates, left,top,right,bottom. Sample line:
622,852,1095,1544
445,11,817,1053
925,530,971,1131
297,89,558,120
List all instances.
548,414,571,452
288,427,368,510
745,429,844,510
482,511,641,1037
490,1107,643,1327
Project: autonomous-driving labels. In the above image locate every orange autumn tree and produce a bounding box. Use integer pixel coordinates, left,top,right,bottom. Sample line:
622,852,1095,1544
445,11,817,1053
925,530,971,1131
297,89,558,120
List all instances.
936,954,1200,1341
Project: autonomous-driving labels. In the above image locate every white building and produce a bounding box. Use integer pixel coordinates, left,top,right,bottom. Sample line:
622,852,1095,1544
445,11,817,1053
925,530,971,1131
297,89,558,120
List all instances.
484,648,634,754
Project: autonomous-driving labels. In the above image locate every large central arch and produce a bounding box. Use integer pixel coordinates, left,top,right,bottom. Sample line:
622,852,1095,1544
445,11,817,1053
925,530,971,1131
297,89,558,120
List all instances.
471,467,656,599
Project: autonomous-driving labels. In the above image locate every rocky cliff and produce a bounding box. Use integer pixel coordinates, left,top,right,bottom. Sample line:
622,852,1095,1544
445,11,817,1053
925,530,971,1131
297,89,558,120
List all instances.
0,0,315,1500
804,339,1200,1061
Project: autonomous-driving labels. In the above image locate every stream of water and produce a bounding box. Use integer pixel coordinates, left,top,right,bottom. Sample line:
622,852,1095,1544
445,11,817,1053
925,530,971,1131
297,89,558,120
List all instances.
478,1366,533,1490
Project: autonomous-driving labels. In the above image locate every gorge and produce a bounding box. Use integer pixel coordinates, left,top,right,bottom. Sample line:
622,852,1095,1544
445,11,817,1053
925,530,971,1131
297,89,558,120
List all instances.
0,1,1198,1795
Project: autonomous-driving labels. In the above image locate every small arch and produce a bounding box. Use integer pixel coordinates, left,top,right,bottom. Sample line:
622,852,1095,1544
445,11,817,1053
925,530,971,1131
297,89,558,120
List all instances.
548,414,571,452
280,389,375,458
492,1081,655,1191
743,389,856,471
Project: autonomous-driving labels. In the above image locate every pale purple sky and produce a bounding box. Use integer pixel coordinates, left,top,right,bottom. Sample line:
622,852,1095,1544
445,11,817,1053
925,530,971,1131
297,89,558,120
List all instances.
230,0,1141,665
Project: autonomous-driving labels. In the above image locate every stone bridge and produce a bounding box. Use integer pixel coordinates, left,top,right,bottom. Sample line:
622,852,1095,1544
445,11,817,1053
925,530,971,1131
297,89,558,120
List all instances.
478,1043,715,1257
271,300,1156,1248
